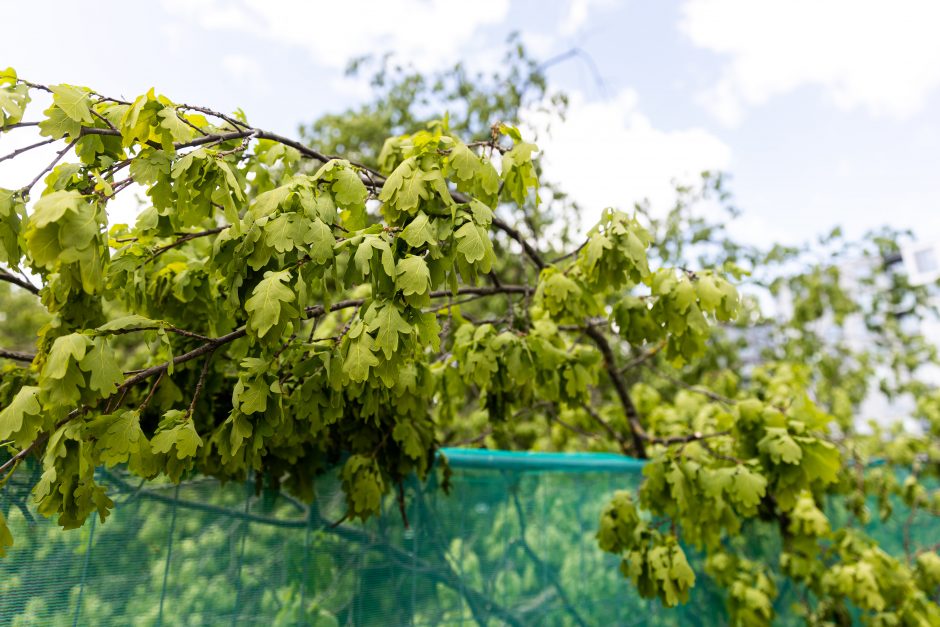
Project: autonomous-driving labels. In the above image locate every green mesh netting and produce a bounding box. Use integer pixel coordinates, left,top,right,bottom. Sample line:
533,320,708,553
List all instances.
0,450,933,626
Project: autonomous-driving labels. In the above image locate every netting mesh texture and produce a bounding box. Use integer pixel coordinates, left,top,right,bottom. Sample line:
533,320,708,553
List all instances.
0,450,933,626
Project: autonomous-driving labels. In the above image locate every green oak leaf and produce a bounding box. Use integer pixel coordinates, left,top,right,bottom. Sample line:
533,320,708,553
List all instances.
235,376,269,415
448,143,479,181
304,218,335,264
392,421,424,459
0,385,41,442
344,333,380,382
245,270,296,339
0,72,29,127
42,333,91,380
400,211,436,248
29,190,83,228
79,338,124,396
454,222,492,268
152,420,203,459
396,255,431,296
49,84,94,124
330,166,367,209
0,510,12,557
799,440,840,485
250,185,291,218
366,302,412,359
157,107,193,143
758,427,802,465
729,467,767,510
87,410,147,465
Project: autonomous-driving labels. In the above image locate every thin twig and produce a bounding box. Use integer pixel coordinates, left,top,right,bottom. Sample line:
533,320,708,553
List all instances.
583,326,647,458
20,137,78,196
142,226,229,264
174,109,208,137
697,437,744,464
580,403,629,453
0,121,40,131
653,430,732,447
185,350,216,419
137,371,165,413
0,137,56,164
89,108,117,132
646,364,736,406
0,269,40,295
550,239,587,264
0,348,35,363
619,340,665,373
444,428,493,447
0,407,83,476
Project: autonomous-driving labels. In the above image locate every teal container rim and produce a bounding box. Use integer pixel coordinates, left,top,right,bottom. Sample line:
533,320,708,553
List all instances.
438,448,646,473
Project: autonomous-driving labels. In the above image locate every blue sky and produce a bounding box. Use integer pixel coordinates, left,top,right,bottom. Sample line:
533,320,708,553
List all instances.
3,0,940,247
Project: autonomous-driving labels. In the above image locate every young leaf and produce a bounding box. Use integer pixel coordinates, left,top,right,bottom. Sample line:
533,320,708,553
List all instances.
396,255,431,296
343,333,380,382
245,270,296,339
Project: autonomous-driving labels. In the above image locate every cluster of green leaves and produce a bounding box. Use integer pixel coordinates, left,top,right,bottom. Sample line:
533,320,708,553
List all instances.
2,68,683,543
1,43,939,626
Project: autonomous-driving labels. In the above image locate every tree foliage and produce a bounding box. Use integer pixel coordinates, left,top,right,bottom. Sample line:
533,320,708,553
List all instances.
1,45,939,625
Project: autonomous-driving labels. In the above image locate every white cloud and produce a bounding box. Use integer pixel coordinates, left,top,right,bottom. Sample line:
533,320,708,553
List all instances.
524,89,731,225
680,0,940,124
162,0,509,71
559,0,617,37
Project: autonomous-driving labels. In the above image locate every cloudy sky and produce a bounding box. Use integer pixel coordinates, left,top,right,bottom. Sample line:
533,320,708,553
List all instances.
3,0,940,247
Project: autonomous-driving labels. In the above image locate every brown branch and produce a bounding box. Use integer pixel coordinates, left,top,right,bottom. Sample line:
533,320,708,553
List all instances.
304,284,534,317
651,430,732,446
120,328,246,389
89,108,117,132
99,176,135,201
646,365,736,406
21,137,79,196
78,126,328,164
490,216,546,270
550,239,588,264
95,324,211,342
143,226,229,263
697,437,744,464
177,103,250,132
0,137,56,164
580,403,630,453
0,407,82,476
583,326,647,458
0,121,40,131
619,340,665,373
549,412,604,444
136,371,165,413
215,130,258,158
188,351,215,415
0,269,40,295
0,348,36,363
444,428,493,447
173,109,208,137
396,480,410,529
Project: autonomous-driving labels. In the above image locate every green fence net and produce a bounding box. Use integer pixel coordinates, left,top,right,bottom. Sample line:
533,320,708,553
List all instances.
0,450,934,626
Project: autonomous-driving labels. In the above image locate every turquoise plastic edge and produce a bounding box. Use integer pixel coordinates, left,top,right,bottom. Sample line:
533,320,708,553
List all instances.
438,448,646,473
